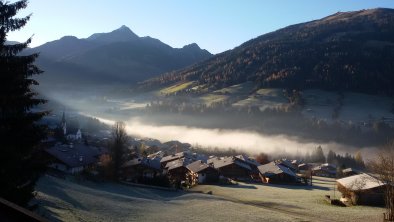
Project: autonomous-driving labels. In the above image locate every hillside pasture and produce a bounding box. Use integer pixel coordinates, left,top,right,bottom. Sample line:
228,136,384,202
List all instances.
158,81,195,95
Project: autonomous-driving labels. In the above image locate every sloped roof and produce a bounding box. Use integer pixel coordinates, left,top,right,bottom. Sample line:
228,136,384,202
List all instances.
342,168,362,174
122,157,161,170
258,162,297,178
336,173,384,191
46,144,100,168
276,159,296,171
187,160,213,173
209,157,252,171
166,158,193,171
235,154,261,167
160,152,187,163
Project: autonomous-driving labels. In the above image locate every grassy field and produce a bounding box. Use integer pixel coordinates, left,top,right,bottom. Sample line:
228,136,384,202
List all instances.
158,81,195,95
302,89,394,125
191,177,384,222
35,175,384,222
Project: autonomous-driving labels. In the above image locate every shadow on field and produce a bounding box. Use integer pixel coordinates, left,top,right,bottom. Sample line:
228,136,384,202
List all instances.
218,184,258,189
263,183,330,191
37,176,87,210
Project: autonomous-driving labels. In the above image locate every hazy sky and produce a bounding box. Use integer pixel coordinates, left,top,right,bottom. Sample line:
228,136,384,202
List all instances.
7,0,394,53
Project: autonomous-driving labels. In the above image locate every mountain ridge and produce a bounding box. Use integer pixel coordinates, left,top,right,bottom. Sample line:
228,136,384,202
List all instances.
30,25,212,90
141,8,394,96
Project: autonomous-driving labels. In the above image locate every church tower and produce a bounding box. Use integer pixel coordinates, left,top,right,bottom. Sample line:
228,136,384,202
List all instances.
61,111,67,135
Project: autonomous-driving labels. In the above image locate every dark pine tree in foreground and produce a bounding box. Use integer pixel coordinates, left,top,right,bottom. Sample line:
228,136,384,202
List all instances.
0,0,47,206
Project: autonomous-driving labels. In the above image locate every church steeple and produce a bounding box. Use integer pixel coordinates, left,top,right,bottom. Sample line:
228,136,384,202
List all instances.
61,111,67,135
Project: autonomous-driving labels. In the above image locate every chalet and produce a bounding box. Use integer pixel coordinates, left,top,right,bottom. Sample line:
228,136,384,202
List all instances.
298,163,312,173
258,161,298,184
165,158,194,186
121,157,162,183
234,154,261,180
312,163,337,177
160,152,189,168
160,151,207,168
208,157,252,181
337,173,385,206
276,159,297,173
342,168,362,177
186,160,219,184
45,143,104,174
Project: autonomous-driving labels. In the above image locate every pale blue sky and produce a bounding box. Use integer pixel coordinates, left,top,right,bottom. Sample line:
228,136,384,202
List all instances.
7,0,394,53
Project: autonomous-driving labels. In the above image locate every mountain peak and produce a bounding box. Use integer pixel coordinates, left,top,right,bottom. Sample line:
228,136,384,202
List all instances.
87,25,139,43
182,43,201,50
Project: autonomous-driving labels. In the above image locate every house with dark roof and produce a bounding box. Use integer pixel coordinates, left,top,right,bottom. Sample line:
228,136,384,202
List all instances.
165,158,194,187
337,173,385,206
257,161,298,184
342,168,362,177
208,156,252,181
298,163,312,173
160,152,189,168
312,163,337,178
45,143,104,174
276,159,297,173
121,157,162,183
234,154,261,180
186,160,219,184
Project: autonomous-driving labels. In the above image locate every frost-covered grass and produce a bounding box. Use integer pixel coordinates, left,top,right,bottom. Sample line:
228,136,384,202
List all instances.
36,175,297,221
191,176,385,222
36,175,384,222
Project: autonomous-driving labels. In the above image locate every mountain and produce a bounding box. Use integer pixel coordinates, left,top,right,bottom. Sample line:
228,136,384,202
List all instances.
30,26,212,90
141,8,394,96
87,25,139,43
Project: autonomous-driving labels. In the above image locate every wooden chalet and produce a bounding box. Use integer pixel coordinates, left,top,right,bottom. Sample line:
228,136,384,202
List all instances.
336,173,385,206
165,158,194,187
312,163,337,178
121,157,162,183
45,143,106,174
160,152,189,168
258,161,298,184
186,160,219,184
208,157,252,181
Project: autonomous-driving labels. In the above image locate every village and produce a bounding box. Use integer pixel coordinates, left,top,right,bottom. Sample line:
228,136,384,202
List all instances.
40,111,386,210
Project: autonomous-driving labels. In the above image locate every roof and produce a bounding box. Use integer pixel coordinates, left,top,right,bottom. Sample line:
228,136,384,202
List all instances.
166,158,193,171
209,157,252,171
336,173,384,191
342,168,362,174
46,144,101,168
122,157,161,170
276,159,297,171
235,154,261,167
186,160,213,173
258,162,297,178
160,152,187,163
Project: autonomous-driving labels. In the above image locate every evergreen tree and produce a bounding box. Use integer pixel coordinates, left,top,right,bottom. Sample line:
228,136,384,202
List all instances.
0,0,47,206
326,150,336,164
354,151,365,169
312,146,326,163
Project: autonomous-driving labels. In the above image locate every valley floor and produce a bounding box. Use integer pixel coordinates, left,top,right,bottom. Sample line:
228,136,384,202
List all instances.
36,175,384,222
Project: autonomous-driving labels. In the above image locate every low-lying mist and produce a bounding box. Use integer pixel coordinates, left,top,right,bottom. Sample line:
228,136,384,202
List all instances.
94,116,375,157
44,92,378,158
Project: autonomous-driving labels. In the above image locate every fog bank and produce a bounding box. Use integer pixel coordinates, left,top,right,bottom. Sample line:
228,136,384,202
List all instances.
93,116,373,156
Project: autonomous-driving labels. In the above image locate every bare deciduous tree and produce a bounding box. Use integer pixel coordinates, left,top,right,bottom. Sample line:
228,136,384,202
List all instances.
369,141,394,221
109,121,128,180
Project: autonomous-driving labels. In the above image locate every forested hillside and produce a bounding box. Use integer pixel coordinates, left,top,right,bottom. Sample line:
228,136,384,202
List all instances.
141,8,394,95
